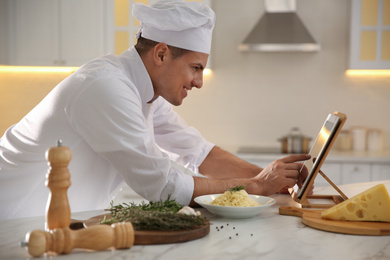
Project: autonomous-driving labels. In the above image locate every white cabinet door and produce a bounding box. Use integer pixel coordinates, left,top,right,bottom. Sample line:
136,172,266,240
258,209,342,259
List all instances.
10,0,59,65
60,0,105,66
342,163,371,184
349,0,390,69
8,0,106,66
313,163,342,187
372,164,390,181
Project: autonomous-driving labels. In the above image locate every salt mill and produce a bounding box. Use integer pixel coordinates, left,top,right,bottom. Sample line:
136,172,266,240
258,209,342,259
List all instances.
45,140,72,231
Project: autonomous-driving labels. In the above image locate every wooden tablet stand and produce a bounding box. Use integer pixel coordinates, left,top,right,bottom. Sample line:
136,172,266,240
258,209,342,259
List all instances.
289,169,348,208
289,111,349,208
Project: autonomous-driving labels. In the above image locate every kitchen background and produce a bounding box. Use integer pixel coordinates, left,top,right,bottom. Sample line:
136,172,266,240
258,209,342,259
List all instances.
176,0,390,153
0,0,389,153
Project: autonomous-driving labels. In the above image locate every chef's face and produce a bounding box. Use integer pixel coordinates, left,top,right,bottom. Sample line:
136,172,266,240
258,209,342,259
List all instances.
152,45,208,106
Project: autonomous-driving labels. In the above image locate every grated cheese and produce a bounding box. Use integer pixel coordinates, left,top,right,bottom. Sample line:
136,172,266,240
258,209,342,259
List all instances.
210,189,260,207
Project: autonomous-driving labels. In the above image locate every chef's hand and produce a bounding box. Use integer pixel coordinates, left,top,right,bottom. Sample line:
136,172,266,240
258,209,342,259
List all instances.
278,162,314,194
254,154,311,196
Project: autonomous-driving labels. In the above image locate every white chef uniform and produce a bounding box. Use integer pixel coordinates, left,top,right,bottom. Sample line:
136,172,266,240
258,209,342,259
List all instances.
0,46,214,220
0,0,216,220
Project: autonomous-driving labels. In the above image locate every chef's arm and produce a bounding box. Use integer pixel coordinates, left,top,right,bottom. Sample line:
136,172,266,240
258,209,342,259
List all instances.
198,146,262,179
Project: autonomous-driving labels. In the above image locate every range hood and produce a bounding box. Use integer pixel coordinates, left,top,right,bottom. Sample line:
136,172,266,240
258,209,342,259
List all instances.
238,0,320,52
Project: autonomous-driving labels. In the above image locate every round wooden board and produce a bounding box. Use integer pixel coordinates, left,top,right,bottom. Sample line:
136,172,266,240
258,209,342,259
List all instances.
302,210,390,236
83,214,210,245
280,206,390,236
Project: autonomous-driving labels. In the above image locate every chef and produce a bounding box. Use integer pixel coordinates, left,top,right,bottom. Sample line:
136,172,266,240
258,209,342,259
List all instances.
0,0,310,220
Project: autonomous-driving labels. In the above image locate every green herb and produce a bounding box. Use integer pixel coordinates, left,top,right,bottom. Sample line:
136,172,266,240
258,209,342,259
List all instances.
125,195,183,213
228,186,245,192
101,196,206,231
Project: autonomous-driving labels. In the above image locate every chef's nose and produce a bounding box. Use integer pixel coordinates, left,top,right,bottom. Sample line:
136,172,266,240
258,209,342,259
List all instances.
192,74,203,89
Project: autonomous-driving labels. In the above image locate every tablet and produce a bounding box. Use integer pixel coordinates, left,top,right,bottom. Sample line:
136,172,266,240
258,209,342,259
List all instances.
297,113,343,199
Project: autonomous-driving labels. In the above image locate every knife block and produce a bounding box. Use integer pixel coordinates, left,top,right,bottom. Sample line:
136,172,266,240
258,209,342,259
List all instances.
45,140,72,231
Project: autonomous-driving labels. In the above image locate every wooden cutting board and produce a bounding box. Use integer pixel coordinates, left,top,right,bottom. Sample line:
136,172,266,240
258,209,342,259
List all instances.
279,206,390,236
72,213,210,245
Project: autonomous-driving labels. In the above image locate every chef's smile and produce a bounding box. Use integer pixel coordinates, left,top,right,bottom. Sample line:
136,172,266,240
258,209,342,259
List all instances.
183,86,192,98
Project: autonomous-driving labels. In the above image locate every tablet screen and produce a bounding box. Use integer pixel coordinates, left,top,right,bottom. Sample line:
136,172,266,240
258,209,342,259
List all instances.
297,114,340,199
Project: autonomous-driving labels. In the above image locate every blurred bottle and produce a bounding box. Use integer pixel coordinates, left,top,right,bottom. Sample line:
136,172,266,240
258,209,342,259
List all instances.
367,129,383,152
335,130,352,151
351,126,367,151
288,127,302,153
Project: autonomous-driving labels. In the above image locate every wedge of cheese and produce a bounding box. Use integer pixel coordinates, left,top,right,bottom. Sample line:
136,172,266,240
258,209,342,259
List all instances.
321,184,390,222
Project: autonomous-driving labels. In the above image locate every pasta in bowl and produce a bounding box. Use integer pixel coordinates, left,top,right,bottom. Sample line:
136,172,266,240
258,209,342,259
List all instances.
194,188,276,219
210,189,260,207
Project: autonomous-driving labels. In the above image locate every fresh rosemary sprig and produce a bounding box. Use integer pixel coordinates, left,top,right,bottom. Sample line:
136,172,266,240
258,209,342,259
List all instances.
101,196,206,231
129,195,183,213
228,186,245,192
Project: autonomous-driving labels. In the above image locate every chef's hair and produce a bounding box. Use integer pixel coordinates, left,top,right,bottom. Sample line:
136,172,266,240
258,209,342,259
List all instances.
135,35,191,59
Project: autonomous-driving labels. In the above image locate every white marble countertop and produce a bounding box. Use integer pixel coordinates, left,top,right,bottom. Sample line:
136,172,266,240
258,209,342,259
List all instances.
2,181,390,260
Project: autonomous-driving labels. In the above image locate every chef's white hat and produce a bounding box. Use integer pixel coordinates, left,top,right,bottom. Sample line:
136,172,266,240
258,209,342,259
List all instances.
132,0,215,54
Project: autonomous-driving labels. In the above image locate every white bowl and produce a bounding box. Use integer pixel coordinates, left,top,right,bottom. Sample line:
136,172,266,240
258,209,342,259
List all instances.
194,194,276,219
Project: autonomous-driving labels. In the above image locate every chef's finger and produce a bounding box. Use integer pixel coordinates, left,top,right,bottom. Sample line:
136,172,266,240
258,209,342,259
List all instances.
279,154,311,163
284,170,300,179
284,178,297,188
308,184,315,195
284,163,302,171
299,164,310,179
278,186,291,194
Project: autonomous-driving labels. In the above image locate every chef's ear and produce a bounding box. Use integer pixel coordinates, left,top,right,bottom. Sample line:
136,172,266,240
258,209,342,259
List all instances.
154,43,169,64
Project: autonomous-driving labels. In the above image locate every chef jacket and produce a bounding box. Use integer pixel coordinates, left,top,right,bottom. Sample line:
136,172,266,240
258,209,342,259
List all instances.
0,47,214,220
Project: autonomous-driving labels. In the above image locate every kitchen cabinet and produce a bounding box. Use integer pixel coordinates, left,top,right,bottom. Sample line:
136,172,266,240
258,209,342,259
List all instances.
342,163,371,184
314,163,342,187
7,0,106,66
372,164,390,180
4,0,212,67
349,0,390,69
0,1,8,64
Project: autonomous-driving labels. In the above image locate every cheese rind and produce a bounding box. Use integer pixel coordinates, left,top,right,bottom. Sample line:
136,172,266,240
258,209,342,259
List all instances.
321,184,390,222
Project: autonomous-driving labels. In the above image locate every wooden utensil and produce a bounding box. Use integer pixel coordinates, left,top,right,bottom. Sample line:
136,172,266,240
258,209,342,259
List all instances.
279,206,390,236
45,140,72,231
22,222,134,257
73,213,210,245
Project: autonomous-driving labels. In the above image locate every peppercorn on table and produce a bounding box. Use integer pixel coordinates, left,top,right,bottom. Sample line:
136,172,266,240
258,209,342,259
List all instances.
2,181,390,260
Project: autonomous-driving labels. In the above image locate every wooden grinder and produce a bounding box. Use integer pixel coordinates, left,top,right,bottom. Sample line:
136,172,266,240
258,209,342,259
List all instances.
45,140,72,231
23,222,135,257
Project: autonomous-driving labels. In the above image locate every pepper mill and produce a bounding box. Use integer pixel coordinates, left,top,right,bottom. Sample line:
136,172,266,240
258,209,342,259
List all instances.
22,222,134,257
45,140,72,231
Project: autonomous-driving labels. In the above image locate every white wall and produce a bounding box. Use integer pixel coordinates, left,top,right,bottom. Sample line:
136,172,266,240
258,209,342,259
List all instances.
174,0,390,152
